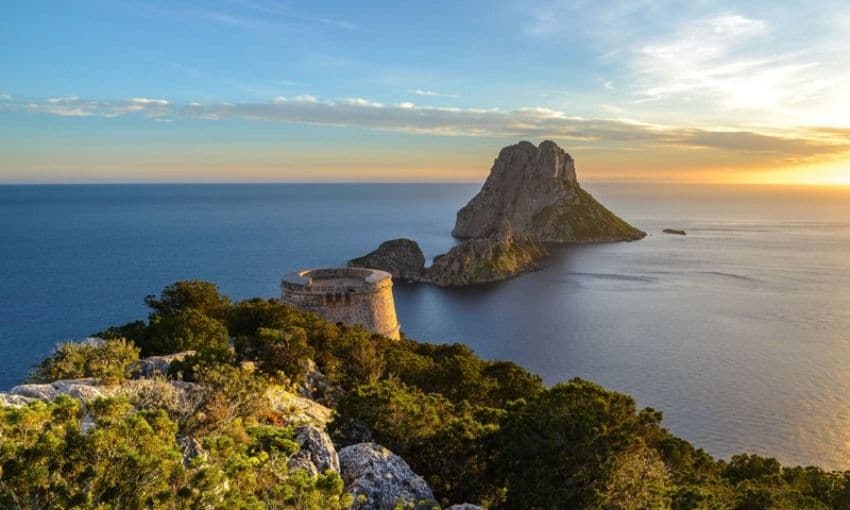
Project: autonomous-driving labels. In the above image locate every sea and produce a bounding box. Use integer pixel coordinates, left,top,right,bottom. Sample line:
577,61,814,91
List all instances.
2,182,850,469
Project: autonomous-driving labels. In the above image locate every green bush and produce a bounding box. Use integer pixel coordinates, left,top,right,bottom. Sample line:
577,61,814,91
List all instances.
235,326,316,383
144,280,231,319
30,337,140,384
0,396,184,509
141,308,229,356
0,396,351,510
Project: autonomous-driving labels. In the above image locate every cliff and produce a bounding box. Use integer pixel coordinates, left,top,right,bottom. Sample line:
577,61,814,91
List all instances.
426,222,548,286
453,140,645,242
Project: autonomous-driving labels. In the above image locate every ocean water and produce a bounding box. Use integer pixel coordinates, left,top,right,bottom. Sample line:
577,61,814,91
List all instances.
2,182,850,469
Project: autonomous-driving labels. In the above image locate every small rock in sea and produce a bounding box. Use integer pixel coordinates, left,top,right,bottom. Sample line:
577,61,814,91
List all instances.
663,228,687,236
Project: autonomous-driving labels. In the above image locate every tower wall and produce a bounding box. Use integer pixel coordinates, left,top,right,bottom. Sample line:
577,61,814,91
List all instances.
280,268,400,340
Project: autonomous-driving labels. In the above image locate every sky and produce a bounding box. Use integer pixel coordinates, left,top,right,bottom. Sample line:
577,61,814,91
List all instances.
2,0,850,184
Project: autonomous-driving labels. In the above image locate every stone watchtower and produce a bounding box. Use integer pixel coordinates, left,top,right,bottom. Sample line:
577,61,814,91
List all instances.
280,267,400,340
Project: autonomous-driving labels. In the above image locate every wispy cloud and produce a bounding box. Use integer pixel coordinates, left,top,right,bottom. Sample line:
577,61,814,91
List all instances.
131,97,169,105
4,95,848,161
632,13,849,116
412,88,458,98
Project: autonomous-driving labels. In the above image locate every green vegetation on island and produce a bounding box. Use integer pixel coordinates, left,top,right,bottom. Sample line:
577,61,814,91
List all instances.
3,280,850,509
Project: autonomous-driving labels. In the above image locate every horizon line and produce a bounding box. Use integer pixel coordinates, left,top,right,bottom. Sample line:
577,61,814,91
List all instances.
1,180,849,189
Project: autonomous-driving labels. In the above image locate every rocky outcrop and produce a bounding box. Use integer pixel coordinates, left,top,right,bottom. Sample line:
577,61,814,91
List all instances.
0,393,36,407
338,442,436,510
266,386,334,428
453,140,645,242
427,222,548,286
130,351,195,379
348,238,426,281
289,425,340,475
350,223,547,288
9,378,107,403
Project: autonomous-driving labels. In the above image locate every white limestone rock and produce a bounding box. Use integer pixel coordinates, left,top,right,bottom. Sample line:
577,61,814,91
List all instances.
267,386,334,428
0,392,36,407
10,378,106,403
338,442,435,510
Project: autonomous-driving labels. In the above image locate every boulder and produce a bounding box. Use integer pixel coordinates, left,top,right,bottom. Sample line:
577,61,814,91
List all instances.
0,392,36,407
289,425,340,475
338,442,436,510
453,140,645,242
427,222,548,287
348,238,426,281
663,228,687,236
267,386,334,428
10,378,106,403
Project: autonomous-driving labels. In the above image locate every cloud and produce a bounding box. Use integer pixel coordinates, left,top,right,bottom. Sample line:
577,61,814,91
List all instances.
47,96,79,103
412,88,458,98
3,95,848,160
632,13,845,114
131,97,169,105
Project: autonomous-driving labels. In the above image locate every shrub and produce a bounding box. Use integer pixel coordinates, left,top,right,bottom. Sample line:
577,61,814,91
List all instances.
493,379,663,510
0,396,184,509
235,326,315,383
141,308,229,356
144,280,231,319
30,337,140,384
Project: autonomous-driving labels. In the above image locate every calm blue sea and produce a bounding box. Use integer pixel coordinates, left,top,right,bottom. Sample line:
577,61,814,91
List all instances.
2,182,850,469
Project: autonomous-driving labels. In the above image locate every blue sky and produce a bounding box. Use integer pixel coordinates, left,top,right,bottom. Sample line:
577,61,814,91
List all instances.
2,0,850,183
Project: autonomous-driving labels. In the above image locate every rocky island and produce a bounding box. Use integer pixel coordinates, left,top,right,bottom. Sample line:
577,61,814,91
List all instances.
347,223,548,287
350,140,644,286
453,140,645,243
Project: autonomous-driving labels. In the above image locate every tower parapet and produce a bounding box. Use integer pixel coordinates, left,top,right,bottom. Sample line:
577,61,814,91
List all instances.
280,267,400,340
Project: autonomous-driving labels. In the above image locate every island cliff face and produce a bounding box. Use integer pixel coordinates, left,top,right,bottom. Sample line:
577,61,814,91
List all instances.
427,222,548,287
453,140,645,242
